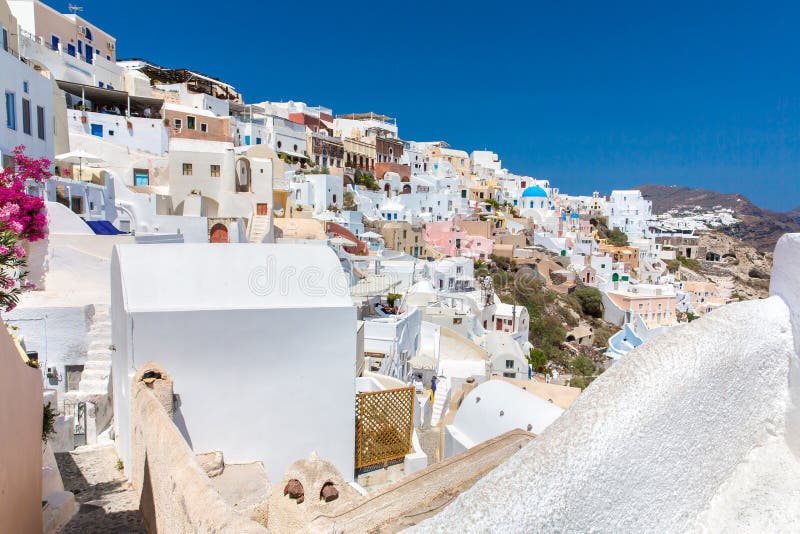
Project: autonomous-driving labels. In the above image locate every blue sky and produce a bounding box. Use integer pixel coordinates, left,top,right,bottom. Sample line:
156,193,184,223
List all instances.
67,0,798,211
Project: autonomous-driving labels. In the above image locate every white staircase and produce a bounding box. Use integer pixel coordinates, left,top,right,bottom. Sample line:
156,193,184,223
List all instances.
430,379,451,427
248,214,270,243
76,305,112,396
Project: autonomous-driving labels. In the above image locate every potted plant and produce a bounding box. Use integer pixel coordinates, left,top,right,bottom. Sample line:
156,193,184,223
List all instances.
80,115,87,124
163,118,170,126
127,120,133,129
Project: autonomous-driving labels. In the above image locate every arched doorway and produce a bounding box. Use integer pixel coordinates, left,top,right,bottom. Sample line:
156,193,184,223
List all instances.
612,272,619,282
384,183,391,197
210,223,229,243
401,184,411,194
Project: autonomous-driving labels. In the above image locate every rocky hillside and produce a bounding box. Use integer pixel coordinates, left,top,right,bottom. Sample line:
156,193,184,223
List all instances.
695,232,772,300
638,184,800,252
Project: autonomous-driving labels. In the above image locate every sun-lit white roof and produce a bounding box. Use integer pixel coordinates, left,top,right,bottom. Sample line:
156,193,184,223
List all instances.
449,380,563,448
113,243,353,312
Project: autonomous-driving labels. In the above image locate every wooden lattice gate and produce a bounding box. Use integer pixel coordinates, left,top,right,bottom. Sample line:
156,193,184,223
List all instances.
355,386,415,469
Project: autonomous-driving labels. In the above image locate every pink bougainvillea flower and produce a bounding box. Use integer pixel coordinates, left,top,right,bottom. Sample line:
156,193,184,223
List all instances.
13,244,26,259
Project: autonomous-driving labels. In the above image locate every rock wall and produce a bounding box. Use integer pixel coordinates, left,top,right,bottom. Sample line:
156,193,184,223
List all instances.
128,365,268,533
415,235,800,532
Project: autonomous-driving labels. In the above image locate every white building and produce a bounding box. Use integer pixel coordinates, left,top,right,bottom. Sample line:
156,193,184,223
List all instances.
0,14,54,165
605,190,652,239
111,243,357,483
443,380,563,458
290,173,343,215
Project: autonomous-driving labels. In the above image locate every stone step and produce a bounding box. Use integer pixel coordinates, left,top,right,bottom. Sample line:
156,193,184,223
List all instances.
78,380,110,395
81,369,110,382
83,360,111,372
89,340,112,352
42,490,77,534
86,348,112,359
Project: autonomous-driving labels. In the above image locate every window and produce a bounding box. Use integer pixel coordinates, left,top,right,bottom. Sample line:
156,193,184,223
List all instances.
452,317,462,325
277,140,282,149
505,360,515,369
256,137,262,145
293,144,298,152
5,92,15,130
37,106,45,140
174,118,182,129
186,116,196,130
21,99,31,135
77,40,82,54
84,27,93,41
22,81,29,94
182,163,193,176
67,43,76,56
2,27,8,52
51,35,60,51
503,372,515,378
65,364,84,391
200,123,208,133
133,169,149,186
210,164,220,177
90,123,103,137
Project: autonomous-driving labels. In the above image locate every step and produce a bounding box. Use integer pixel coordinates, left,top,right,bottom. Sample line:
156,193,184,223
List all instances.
81,369,110,382
78,378,110,394
42,490,77,534
86,348,112,359
83,360,111,372
89,340,112,351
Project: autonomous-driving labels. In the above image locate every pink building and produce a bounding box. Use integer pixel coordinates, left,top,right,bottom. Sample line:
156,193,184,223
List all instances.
423,220,494,259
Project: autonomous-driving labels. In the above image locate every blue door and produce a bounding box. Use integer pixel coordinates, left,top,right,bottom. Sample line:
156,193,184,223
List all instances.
67,43,76,56
85,45,93,64
244,135,251,145
51,35,60,51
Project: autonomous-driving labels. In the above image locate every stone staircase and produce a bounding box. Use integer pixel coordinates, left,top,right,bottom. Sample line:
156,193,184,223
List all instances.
430,380,450,427
61,305,114,444
248,214,270,243
77,305,112,397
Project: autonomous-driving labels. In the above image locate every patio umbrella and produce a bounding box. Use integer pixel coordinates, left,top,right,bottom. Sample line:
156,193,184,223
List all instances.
56,150,103,180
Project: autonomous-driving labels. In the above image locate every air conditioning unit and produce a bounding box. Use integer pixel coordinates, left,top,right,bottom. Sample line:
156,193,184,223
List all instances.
77,25,86,36
108,42,115,51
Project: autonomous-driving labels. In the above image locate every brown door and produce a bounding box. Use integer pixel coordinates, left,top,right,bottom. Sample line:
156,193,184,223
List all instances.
210,223,229,243
496,318,503,330
256,203,268,215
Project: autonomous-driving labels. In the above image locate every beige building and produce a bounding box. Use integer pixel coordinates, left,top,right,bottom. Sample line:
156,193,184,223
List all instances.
425,145,472,178
10,0,117,65
343,133,376,172
380,221,439,259
164,104,232,143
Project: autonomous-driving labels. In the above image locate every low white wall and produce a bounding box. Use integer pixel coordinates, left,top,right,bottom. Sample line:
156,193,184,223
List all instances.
0,324,43,534
130,373,266,533
419,294,796,531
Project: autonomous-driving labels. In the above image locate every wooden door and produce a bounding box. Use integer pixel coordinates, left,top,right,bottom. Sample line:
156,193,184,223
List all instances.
256,203,268,215
210,223,229,243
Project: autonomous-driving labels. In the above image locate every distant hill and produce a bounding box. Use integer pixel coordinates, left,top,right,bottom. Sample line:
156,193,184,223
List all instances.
637,184,800,252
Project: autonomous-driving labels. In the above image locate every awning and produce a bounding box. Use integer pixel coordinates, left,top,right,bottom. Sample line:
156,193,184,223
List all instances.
278,149,309,160
56,80,164,114
85,220,125,235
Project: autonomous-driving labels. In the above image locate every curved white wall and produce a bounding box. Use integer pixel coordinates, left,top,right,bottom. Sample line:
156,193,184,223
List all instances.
417,271,799,532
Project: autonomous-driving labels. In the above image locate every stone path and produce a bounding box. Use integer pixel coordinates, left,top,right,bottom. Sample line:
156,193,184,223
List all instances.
56,443,145,534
